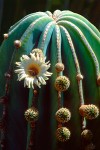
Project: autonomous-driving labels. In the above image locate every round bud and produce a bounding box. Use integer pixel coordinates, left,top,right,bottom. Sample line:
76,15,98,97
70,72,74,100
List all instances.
56,127,71,142
14,40,21,48
3,33,8,39
81,129,93,141
56,108,71,123
55,63,64,72
76,74,83,81
24,107,39,122
55,76,70,92
79,104,99,120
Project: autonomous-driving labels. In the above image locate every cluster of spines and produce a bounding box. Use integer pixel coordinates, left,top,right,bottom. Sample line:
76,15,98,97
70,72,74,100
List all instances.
55,76,70,92
56,127,71,142
55,108,71,123
79,104,99,120
24,107,39,122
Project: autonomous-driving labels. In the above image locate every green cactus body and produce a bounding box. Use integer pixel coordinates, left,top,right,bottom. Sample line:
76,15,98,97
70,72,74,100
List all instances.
0,10,100,150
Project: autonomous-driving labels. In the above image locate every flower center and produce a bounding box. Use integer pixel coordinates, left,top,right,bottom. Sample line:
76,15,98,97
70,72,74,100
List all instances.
27,64,40,77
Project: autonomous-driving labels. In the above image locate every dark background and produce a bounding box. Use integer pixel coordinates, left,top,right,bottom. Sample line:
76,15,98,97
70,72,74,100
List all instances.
0,0,100,43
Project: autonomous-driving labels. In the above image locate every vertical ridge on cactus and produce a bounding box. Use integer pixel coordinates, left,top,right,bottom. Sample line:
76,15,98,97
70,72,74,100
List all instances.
0,10,100,150
60,24,86,129
58,20,100,78
55,25,62,63
37,21,55,53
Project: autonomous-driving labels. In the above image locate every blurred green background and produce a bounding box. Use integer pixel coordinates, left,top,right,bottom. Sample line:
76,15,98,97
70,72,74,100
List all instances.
0,0,100,43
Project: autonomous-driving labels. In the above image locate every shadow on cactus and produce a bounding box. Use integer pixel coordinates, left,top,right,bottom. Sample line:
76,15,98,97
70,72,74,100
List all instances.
0,10,100,150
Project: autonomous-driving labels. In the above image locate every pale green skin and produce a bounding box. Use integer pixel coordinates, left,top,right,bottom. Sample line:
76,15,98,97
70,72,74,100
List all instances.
0,10,100,150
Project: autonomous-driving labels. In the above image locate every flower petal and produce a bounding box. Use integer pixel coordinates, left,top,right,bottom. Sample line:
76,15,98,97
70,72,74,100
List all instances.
34,78,41,88
18,74,28,81
30,53,36,61
15,69,24,73
22,55,30,60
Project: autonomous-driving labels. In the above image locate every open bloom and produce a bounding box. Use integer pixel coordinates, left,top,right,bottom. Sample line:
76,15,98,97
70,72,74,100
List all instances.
15,52,52,88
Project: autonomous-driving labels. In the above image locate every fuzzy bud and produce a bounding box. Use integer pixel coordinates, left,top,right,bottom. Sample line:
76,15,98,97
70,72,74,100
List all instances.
56,108,71,123
55,76,70,92
81,129,93,141
79,104,99,120
56,127,71,142
24,107,39,122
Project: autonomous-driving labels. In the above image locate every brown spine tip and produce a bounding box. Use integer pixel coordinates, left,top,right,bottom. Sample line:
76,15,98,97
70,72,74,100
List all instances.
76,74,83,81
97,75,100,85
14,40,21,49
3,33,8,39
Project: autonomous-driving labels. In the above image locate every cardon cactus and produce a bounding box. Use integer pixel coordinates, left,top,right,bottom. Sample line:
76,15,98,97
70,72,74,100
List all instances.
0,10,100,150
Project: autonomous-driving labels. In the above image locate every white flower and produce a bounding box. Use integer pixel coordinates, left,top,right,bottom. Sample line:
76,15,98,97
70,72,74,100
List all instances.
15,52,52,89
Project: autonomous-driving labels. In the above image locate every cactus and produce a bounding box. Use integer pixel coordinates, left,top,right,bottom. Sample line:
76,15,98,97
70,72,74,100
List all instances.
0,10,100,150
